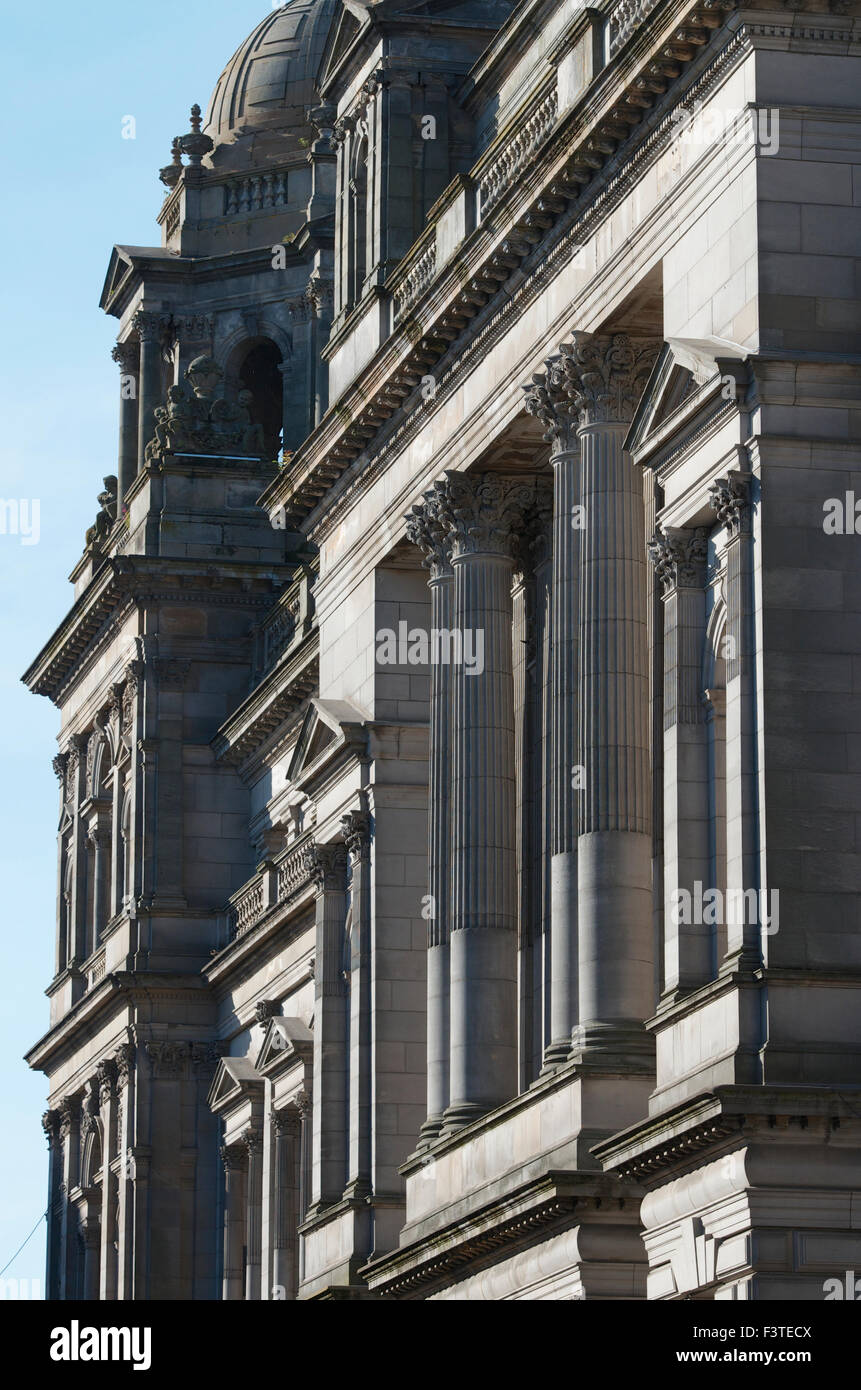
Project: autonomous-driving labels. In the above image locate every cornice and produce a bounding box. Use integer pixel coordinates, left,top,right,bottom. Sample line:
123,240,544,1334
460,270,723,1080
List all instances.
262,0,747,535
23,556,291,705
212,641,319,771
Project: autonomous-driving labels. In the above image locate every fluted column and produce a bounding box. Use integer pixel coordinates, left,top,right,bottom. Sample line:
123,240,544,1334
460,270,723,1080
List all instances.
305,842,348,1208
556,333,660,1062
649,526,712,994
524,367,582,1068
243,1127,263,1300
342,809,372,1197
133,311,163,473
97,1059,119,1300
405,486,453,1141
708,471,758,963
271,1105,301,1299
220,1143,246,1301
111,342,139,504
42,1110,62,1300
439,472,541,1127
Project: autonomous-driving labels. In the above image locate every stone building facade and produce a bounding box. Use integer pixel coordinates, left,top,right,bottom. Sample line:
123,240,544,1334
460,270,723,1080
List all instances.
25,0,861,1300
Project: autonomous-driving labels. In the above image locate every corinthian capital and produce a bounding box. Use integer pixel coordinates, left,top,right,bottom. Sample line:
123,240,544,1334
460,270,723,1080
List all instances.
436,471,542,561
708,471,751,538
303,841,347,892
648,526,709,596
111,341,138,375
341,809,371,860
522,357,579,454
404,481,452,579
553,332,660,427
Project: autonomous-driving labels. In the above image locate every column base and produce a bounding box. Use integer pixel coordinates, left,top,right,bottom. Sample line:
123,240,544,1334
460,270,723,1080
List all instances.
440,1101,490,1134
569,1021,656,1070
540,1038,575,1073
417,1115,446,1147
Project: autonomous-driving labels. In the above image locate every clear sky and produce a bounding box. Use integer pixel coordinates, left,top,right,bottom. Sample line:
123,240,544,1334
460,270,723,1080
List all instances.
0,0,279,1295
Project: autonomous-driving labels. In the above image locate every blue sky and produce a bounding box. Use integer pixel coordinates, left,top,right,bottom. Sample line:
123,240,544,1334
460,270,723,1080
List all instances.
0,0,276,1295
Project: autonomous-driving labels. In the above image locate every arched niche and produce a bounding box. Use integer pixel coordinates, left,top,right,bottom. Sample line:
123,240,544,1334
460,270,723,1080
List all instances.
225,336,284,460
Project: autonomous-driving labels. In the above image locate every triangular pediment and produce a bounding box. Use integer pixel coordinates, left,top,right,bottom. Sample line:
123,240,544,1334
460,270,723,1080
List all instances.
625,336,749,462
207,1056,265,1114
100,247,134,313
256,1017,314,1076
287,697,366,785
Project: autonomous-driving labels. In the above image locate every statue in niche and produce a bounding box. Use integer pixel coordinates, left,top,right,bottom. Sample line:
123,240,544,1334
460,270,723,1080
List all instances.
142,354,268,461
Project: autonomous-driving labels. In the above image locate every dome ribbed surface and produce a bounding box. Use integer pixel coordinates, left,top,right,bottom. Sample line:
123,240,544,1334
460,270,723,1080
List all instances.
204,0,337,141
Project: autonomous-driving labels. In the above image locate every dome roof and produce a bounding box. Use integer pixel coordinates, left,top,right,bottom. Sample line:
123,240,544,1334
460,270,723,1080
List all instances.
204,0,338,144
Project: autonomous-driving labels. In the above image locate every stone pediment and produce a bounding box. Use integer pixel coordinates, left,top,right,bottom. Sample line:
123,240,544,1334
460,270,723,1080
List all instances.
287,696,367,786
625,336,749,464
256,1017,314,1077
207,1056,264,1117
319,0,511,91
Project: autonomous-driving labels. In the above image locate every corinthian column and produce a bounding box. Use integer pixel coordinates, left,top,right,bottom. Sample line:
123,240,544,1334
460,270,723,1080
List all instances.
405,484,453,1141
305,841,348,1208
133,311,164,473
556,332,660,1062
439,472,540,1127
523,365,581,1069
111,342,139,504
648,525,712,993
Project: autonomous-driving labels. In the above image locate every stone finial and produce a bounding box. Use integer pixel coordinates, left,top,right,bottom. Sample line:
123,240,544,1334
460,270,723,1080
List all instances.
648,525,709,595
159,137,184,190
708,471,751,538
179,104,213,166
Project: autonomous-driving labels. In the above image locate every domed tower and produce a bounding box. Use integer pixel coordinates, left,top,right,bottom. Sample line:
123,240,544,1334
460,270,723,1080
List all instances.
100,0,339,510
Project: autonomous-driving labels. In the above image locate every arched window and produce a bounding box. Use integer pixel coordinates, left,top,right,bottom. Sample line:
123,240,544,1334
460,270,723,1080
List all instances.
226,338,283,460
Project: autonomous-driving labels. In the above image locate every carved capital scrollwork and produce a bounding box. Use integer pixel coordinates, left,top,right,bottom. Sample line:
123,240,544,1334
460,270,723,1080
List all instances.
42,1109,61,1149
303,841,347,892
220,1142,246,1173
340,808,371,861
58,1094,81,1140
435,472,542,562
530,332,660,430
404,481,453,580
97,1058,119,1104
648,526,709,596
271,1106,301,1138
708,471,752,538
111,341,139,375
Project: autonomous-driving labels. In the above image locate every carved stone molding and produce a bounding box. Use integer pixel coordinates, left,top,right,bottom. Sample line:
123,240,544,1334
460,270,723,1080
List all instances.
303,841,348,892
708,471,752,538
648,526,709,595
